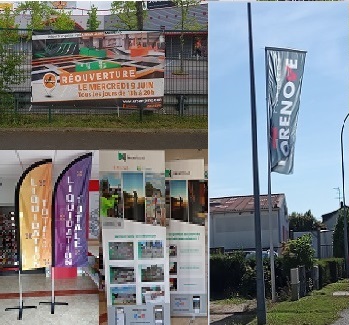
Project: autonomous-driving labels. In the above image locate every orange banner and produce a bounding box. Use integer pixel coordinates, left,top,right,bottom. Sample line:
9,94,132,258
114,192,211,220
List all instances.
18,160,52,271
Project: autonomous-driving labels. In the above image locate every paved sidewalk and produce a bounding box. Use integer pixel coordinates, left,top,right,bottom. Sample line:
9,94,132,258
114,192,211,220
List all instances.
331,291,349,325
331,307,349,325
210,300,256,324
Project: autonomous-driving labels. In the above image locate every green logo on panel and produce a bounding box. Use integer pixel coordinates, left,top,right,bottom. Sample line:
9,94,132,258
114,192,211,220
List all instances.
118,152,126,162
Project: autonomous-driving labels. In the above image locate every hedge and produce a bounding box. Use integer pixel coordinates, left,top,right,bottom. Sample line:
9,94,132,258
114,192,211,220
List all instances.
210,253,345,300
317,258,345,288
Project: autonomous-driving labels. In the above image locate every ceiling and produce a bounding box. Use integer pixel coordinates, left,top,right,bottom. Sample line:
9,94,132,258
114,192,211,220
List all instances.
0,149,207,181
0,150,99,181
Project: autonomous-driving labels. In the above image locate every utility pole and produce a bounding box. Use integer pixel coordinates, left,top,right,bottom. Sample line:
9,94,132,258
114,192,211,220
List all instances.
247,3,266,324
341,113,349,277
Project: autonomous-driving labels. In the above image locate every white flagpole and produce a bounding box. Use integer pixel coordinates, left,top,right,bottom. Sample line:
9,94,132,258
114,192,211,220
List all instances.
265,48,276,302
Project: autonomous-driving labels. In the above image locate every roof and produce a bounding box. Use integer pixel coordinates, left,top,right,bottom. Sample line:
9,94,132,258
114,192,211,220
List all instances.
210,194,285,214
322,207,348,223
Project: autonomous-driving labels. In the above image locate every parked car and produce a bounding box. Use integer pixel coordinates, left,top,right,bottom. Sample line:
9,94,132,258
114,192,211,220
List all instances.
245,250,278,260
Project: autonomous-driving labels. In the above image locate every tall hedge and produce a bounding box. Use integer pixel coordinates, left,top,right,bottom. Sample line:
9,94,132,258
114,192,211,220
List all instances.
210,251,246,299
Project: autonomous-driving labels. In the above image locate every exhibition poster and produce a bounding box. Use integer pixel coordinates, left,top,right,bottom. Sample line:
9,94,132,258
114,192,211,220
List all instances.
165,159,207,316
17,160,52,271
167,220,207,316
102,220,170,324
31,31,165,109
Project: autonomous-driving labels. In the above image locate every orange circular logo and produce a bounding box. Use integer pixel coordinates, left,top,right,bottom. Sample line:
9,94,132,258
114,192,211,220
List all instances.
43,73,57,89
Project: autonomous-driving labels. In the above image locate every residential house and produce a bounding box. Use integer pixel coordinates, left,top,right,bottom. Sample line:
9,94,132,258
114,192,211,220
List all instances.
210,194,288,252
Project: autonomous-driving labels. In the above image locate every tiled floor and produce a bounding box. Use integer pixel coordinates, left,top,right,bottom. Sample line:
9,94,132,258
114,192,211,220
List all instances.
0,273,97,293
0,295,98,324
0,273,98,324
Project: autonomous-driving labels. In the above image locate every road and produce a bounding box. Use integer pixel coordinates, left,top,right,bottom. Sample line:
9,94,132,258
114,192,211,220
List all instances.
0,128,207,149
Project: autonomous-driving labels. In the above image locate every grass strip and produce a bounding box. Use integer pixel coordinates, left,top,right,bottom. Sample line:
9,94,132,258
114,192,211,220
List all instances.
0,113,207,130
213,297,251,305
248,280,349,325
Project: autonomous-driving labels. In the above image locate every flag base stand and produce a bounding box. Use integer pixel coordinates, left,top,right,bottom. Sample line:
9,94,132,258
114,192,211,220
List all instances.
39,266,68,314
39,298,69,315
5,301,37,320
5,270,37,320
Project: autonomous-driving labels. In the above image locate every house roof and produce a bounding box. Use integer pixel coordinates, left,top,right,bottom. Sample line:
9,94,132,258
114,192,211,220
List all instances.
210,194,285,214
322,206,348,223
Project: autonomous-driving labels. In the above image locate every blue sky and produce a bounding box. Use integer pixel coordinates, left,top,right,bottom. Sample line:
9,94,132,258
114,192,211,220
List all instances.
209,1,349,220
122,172,144,196
170,180,188,200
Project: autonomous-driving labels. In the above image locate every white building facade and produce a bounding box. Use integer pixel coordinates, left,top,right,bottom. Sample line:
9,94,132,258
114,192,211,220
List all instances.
210,194,289,252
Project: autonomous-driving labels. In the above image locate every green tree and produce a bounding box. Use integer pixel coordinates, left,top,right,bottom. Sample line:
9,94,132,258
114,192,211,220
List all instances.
110,1,147,30
87,5,101,31
16,2,56,30
52,10,75,31
289,210,325,232
0,7,26,121
16,2,75,36
333,208,349,258
173,0,205,74
0,8,25,93
135,1,144,30
281,234,315,272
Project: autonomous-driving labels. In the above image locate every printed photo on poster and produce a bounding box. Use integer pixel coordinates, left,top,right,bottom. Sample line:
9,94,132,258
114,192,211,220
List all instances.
165,180,171,224
122,172,145,222
169,245,177,257
169,262,177,275
141,285,165,304
170,278,177,291
170,180,188,222
145,173,166,226
110,286,137,305
110,266,135,284
188,180,208,226
100,172,123,219
140,264,165,282
109,242,134,260
138,240,164,259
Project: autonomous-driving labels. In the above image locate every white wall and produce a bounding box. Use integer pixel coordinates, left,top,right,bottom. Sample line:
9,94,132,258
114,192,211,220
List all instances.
210,210,281,251
0,178,17,206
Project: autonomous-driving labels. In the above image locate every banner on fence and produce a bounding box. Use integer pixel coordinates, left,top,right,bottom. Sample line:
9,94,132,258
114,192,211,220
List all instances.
32,31,165,109
54,153,92,267
17,160,52,271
